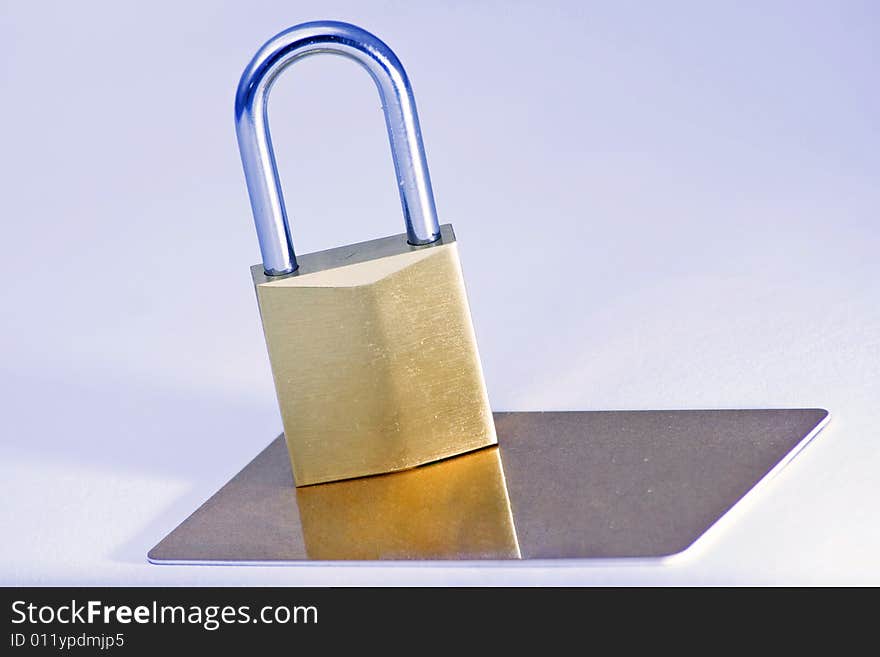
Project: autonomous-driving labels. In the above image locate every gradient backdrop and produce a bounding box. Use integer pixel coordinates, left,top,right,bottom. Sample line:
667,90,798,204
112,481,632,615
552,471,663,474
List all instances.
1,1,878,584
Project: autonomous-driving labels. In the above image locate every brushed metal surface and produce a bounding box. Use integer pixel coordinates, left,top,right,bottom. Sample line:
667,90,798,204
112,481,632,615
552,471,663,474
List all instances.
253,224,496,486
148,409,829,564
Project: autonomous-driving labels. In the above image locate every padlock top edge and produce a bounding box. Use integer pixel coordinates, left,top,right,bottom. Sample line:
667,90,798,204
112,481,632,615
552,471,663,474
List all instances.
251,224,456,284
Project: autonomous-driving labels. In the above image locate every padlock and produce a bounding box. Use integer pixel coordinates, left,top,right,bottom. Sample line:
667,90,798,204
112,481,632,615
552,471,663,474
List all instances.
235,21,497,486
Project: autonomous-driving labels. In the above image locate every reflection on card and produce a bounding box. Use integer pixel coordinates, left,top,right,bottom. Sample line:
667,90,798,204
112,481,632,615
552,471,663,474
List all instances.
296,446,520,560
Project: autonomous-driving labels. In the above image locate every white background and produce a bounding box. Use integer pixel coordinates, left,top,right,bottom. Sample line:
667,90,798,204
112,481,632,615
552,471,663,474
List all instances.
1,1,877,584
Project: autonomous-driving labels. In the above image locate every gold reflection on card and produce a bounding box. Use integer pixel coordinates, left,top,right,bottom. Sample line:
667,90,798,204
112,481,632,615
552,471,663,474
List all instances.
295,446,520,560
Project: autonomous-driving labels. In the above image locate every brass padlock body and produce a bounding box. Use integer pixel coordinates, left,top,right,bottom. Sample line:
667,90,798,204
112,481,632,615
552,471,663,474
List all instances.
253,224,497,486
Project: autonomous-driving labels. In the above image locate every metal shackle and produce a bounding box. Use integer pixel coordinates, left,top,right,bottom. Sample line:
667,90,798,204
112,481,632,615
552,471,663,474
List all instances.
235,21,442,275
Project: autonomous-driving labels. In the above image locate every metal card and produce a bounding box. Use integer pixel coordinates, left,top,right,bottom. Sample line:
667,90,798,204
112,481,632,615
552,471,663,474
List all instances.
148,409,829,564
